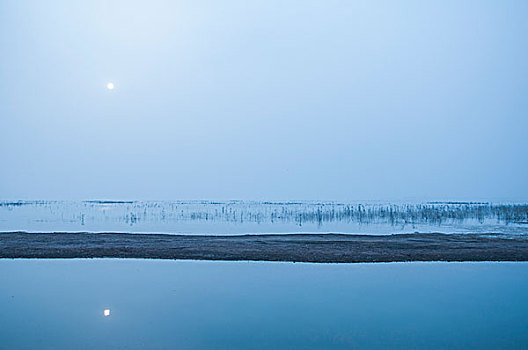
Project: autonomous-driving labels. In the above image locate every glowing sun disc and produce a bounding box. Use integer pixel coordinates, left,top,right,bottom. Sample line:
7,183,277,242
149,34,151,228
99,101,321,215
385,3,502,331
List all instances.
106,82,114,90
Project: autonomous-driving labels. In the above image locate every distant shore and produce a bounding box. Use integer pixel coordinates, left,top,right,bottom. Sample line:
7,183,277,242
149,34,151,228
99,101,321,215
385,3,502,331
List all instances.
1,232,528,263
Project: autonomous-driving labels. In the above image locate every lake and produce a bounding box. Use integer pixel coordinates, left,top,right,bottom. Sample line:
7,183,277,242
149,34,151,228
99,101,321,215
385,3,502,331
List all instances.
1,260,527,349
1,200,527,235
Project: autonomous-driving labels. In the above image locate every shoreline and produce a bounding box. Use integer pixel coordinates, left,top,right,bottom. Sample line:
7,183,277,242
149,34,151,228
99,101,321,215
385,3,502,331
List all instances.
1,232,528,263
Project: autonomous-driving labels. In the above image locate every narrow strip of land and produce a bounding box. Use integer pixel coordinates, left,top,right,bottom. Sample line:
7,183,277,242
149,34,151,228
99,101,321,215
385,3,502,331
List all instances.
2,232,528,263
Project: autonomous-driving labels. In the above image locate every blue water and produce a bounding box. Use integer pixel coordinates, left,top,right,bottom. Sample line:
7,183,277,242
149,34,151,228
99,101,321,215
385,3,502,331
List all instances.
1,260,527,349
1,200,527,235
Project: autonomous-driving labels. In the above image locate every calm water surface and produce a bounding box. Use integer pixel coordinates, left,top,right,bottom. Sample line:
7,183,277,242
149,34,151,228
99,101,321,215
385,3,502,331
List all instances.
1,200,527,235
1,260,527,349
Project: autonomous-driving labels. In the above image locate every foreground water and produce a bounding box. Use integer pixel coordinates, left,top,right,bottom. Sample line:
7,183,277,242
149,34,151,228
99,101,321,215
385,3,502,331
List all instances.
1,200,527,235
0,260,527,349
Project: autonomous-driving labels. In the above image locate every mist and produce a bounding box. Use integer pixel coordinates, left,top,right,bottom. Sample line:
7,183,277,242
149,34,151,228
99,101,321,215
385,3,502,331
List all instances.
1,0,527,201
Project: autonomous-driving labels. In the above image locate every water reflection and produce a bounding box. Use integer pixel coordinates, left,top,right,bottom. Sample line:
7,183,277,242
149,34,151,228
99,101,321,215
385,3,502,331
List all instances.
0,260,527,349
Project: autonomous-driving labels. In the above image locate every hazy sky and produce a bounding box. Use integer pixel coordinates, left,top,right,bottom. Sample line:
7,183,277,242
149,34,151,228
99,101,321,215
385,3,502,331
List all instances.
1,0,527,201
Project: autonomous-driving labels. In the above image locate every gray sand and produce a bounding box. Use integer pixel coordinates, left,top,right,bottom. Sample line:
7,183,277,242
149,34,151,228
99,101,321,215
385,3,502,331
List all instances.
1,232,528,263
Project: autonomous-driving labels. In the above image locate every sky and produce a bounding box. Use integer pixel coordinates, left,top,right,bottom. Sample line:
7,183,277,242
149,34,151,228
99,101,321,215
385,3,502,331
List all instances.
1,0,527,201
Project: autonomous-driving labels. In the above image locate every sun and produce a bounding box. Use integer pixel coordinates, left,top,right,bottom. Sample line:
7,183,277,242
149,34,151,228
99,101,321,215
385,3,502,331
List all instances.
106,82,115,90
